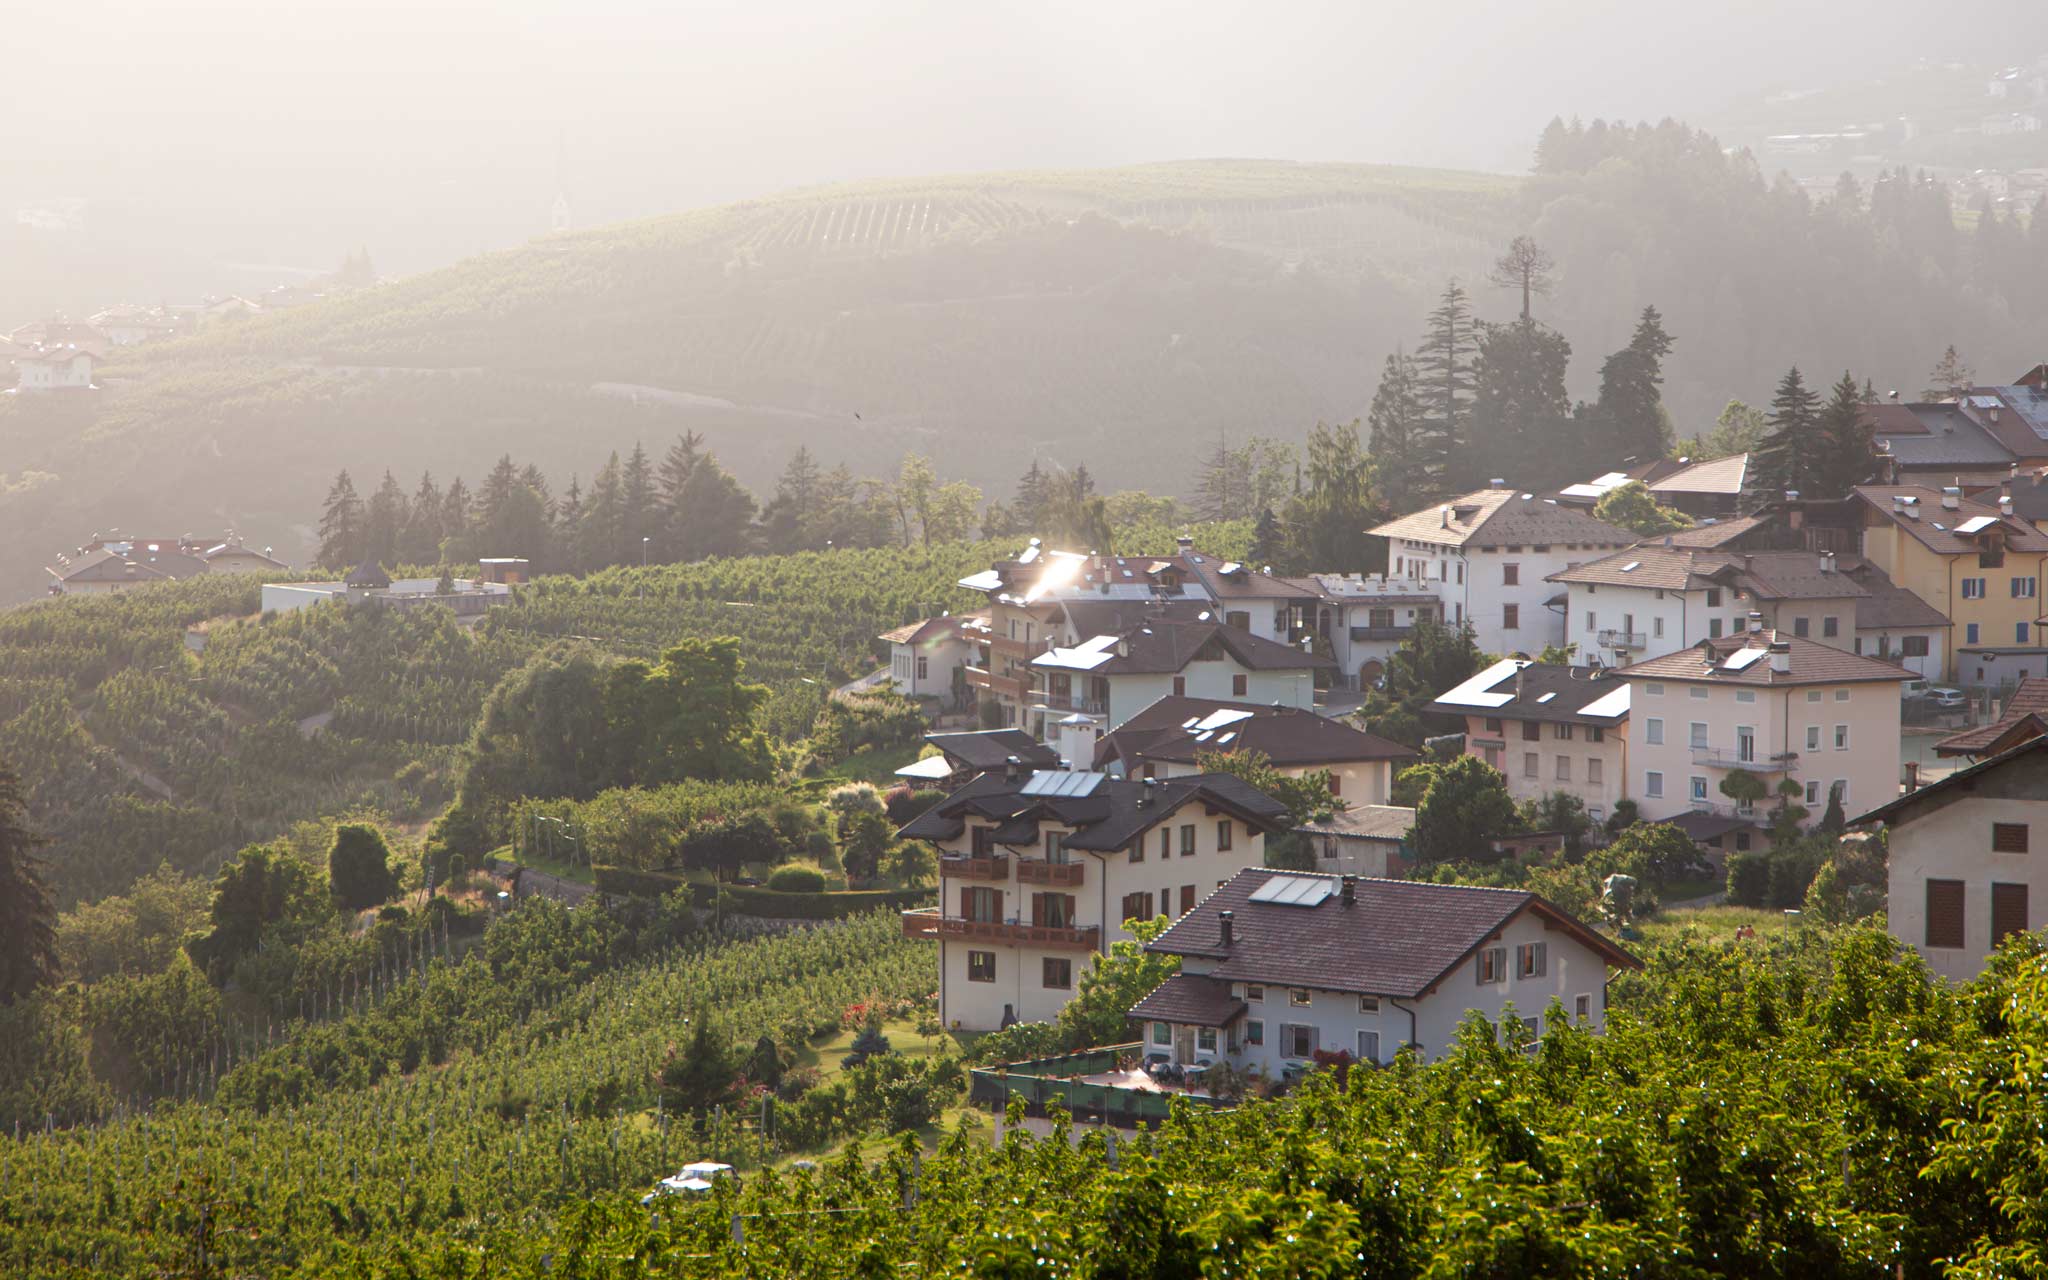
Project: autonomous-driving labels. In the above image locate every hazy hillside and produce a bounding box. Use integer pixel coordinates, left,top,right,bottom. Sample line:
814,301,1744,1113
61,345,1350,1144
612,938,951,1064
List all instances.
1,142,2037,601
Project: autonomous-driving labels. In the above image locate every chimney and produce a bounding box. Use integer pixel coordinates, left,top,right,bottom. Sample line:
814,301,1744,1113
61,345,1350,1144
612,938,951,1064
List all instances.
1991,403,2003,423
1769,640,1792,675
1891,493,1905,513
1440,505,1451,528
1747,611,1764,635
1005,754,1022,783
2002,495,2016,517
1175,533,1194,552
1514,663,1526,699
1218,910,1234,949
1819,551,1835,573
1784,490,1800,502
1139,777,1155,807
1340,875,1356,906
1904,761,1920,793
1942,486,1962,510
1489,477,1507,488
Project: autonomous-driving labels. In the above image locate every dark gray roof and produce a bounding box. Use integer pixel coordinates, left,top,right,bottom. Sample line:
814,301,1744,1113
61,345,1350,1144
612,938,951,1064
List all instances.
1839,557,1951,631
1663,811,1758,843
1856,732,2048,825
1129,974,1247,1027
346,559,391,588
1877,405,2015,468
924,730,1060,772
897,770,1291,852
1095,695,1414,771
1035,617,1336,676
1147,867,1638,998
1429,662,1630,726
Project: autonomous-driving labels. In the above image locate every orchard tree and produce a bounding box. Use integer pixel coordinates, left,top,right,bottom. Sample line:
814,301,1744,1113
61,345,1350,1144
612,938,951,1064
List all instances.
328,823,398,911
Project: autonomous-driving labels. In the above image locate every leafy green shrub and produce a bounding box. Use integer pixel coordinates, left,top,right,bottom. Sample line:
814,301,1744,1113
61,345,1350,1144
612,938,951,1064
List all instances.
827,783,884,816
766,865,826,893
1727,852,1771,907
883,786,946,825
329,823,398,911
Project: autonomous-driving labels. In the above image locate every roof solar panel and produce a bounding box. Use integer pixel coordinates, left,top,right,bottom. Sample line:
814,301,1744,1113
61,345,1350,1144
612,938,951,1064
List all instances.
1019,771,1104,798
1721,647,1768,670
1248,875,1336,907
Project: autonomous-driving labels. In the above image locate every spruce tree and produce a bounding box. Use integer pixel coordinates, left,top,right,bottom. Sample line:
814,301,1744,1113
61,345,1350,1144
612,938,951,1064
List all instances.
316,470,365,568
673,455,758,560
1594,306,1676,465
1754,367,1823,500
363,470,409,568
1924,345,1974,400
440,477,472,544
517,463,553,519
1013,460,1051,533
400,471,444,564
1813,370,1875,500
476,455,520,530
553,477,584,572
656,432,705,557
1412,281,1478,496
1194,431,1244,522
0,761,58,1005
1365,350,1430,513
1468,319,1574,488
622,442,654,562
581,453,626,570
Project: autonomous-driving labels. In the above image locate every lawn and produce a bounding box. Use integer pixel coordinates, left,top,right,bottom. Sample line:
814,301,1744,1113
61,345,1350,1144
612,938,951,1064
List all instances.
1634,903,1802,948
816,743,926,786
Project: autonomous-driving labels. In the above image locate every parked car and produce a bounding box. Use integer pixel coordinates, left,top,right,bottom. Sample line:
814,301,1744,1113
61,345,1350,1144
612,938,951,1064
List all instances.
1902,679,1932,700
1928,687,1968,709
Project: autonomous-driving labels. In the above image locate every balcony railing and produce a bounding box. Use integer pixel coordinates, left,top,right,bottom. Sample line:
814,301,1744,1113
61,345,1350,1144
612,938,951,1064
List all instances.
1032,689,1107,715
1349,625,1414,642
1598,629,1647,650
899,908,1100,951
938,853,1009,881
990,634,1040,659
1016,857,1085,886
964,666,1025,699
1691,747,1798,772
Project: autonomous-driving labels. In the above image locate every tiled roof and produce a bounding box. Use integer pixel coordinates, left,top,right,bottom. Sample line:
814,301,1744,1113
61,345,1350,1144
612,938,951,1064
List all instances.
1875,405,2015,468
1370,489,1636,550
1034,618,1335,676
924,730,1061,772
1428,661,1630,726
1934,676,2048,755
1094,695,1414,771
1610,631,1913,688
57,548,186,584
878,615,979,646
898,770,1290,852
1295,804,1416,841
1550,547,1863,600
1860,402,1929,436
1852,486,2048,555
1146,868,1638,999
1839,558,1950,631
1647,453,1749,497
1659,514,1771,548
1856,733,2048,825
1129,974,1247,1028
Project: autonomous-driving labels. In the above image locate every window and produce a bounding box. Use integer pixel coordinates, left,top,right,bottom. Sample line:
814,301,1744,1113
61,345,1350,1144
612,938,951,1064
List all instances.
1823,616,1840,638
1281,1024,1317,1058
1033,893,1075,928
1289,988,1312,1007
1689,721,1708,749
1588,725,1604,742
1555,757,1572,782
1926,879,1966,949
1502,603,1520,630
1245,1019,1264,1045
1197,1026,1218,1053
1645,717,1664,745
1180,884,1196,913
1485,716,1503,732
1179,825,1196,856
1834,689,1850,702
1456,562,1465,585
1244,984,1265,1002
2017,577,2039,599
1962,577,1986,599
1708,617,1723,639
1153,1021,1172,1046
1737,725,1756,762
972,825,996,856
1690,776,1708,802
1357,1030,1382,1065
1476,946,1507,983
1645,683,1664,697
1793,616,1810,638
964,886,1002,922
1585,610,1597,633
1172,676,1186,696
1232,673,1248,697
1736,832,1752,851
1328,774,1342,797
1523,720,1542,741
1806,725,1820,751
1804,779,1819,805
915,654,929,680
1159,888,1171,916
1994,882,2031,947
1129,837,1144,864
1524,752,1540,778
1646,771,1664,798
1043,958,1072,989
2024,623,2036,645
1706,588,1722,608
1994,822,2030,853
1835,724,1849,750
1516,942,1547,977
1226,609,1251,631
1503,563,1520,586
1574,994,1591,1022
968,951,996,983
1967,623,1981,646
1831,780,1848,809
1654,617,1666,639
1160,829,1172,859
1586,758,1603,785
1044,831,1066,863
1121,891,1152,923
1553,722,1575,741
1216,820,1233,851
1359,995,1380,1013
1690,687,1709,700
1735,689,1756,704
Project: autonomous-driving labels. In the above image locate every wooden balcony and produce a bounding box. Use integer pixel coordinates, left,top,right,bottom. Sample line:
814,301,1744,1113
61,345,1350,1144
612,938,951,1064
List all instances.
990,634,1038,659
1031,688,1107,715
939,853,1009,881
964,666,1026,700
900,909,1100,951
1016,857,1085,887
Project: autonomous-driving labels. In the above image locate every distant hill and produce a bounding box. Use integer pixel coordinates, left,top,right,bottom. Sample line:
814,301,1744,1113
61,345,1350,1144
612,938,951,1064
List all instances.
2,140,2039,602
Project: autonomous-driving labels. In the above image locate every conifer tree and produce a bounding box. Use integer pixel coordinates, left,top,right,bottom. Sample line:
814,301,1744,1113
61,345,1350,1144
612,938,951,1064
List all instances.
1754,367,1823,500
316,470,365,568
1013,460,1051,533
622,442,654,560
363,470,409,568
476,455,520,530
553,477,584,572
580,452,626,569
673,454,758,560
1279,420,1378,573
1813,370,1875,500
1194,431,1244,523
517,463,553,519
1924,345,1974,401
1365,349,1432,512
399,471,444,564
1412,281,1478,495
440,476,472,545
1593,306,1676,465
1467,319,1573,487
0,761,58,1005
656,432,705,557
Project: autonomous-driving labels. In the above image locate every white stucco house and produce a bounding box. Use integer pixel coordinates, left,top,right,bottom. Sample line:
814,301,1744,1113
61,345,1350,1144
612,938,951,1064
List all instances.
1862,731,2048,983
898,768,1291,1032
1428,659,1633,823
1132,867,1640,1072
14,346,96,392
878,614,983,706
1370,487,1636,658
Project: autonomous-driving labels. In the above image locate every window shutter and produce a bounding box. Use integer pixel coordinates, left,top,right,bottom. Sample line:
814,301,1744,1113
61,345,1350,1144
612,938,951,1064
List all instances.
960,886,972,918
1993,882,2030,947
1030,893,1045,927
1994,823,2030,854
1926,879,1966,949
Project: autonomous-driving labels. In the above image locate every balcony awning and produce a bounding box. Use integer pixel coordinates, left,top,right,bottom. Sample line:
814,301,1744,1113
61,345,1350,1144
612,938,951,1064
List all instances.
895,755,954,782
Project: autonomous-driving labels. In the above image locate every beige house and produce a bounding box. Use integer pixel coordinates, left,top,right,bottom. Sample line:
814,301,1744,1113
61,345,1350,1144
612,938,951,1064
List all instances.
1428,660,1633,824
1611,630,1909,826
898,768,1290,1032
1862,732,2048,983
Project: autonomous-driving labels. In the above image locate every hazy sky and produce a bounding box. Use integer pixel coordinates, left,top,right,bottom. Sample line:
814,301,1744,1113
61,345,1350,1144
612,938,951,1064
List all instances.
3,0,2038,284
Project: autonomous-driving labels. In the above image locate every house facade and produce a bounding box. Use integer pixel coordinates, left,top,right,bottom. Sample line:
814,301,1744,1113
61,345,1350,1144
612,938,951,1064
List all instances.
1303,573,1445,691
1093,694,1414,806
878,615,982,705
1851,485,2048,684
1369,487,1636,657
1429,659,1632,822
898,769,1290,1032
15,347,96,392
1861,733,2048,983
1612,631,1909,826
1132,869,1639,1073
1551,547,1865,670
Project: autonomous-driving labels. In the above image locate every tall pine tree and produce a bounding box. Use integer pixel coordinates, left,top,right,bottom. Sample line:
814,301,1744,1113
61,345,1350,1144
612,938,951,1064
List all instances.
1754,367,1823,500
1365,349,1432,512
1593,306,1676,465
1813,370,1875,500
622,442,654,563
1467,319,1574,489
316,470,365,568
1412,281,1478,498
363,469,409,568
399,471,444,565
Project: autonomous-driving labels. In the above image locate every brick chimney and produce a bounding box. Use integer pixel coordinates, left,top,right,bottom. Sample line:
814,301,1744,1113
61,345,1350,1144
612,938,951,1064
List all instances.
1218,910,1234,948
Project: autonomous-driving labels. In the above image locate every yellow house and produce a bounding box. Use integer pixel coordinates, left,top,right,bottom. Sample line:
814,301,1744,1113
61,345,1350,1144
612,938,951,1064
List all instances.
1851,485,2048,684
